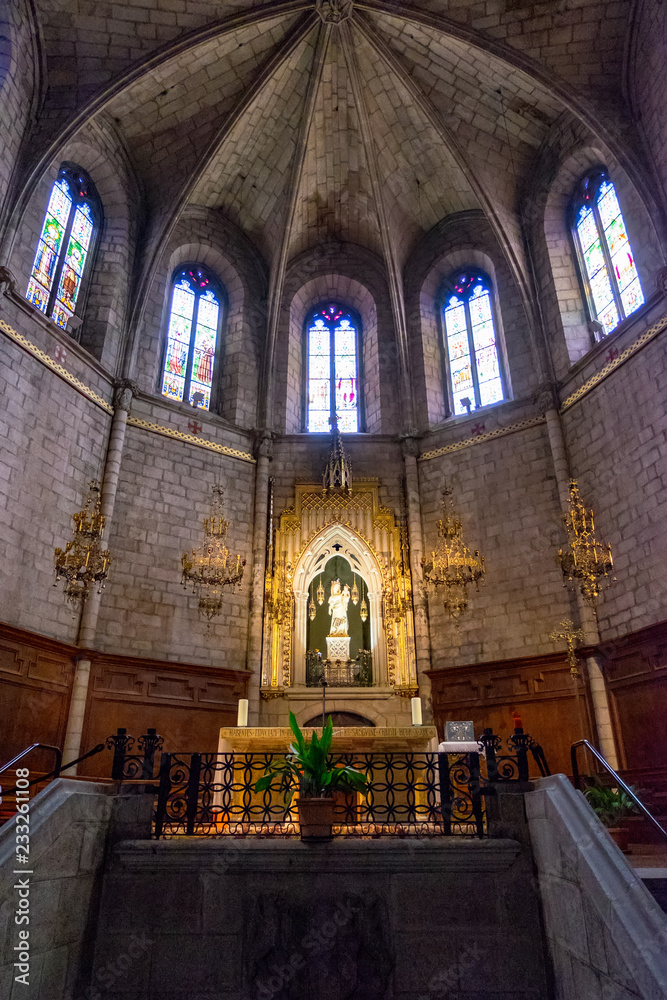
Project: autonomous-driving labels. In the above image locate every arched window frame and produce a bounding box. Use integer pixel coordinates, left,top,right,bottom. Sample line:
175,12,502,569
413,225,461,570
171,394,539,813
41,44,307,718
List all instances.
569,167,644,341
440,270,507,417
303,302,364,433
159,263,226,412
26,162,103,335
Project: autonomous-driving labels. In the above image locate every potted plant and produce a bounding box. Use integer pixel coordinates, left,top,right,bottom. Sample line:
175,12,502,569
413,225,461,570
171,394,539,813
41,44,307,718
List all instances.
583,777,637,852
254,711,368,841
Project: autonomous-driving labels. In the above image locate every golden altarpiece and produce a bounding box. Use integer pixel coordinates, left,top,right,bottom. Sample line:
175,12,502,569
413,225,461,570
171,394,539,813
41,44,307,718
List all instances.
259,477,419,728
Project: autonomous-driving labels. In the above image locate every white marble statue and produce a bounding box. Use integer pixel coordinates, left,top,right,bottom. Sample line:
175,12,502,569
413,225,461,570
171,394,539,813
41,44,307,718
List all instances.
327,578,350,636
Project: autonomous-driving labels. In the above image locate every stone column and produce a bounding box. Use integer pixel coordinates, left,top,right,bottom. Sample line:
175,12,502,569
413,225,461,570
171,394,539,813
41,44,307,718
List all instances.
544,403,619,768
62,381,135,771
402,437,433,722
246,431,273,725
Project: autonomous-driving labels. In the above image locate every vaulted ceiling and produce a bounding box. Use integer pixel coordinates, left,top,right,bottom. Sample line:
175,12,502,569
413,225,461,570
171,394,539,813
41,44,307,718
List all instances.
26,0,634,275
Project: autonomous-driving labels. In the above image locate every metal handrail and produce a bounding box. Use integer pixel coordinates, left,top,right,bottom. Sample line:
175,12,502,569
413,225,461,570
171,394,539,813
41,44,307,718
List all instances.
571,739,667,844
2,744,107,794
0,743,62,778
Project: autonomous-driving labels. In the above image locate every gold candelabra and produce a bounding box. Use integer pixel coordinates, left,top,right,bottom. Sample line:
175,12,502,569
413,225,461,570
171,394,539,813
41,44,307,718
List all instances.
549,618,584,677
422,488,485,621
181,486,245,624
54,481,111,611
557,481,613,604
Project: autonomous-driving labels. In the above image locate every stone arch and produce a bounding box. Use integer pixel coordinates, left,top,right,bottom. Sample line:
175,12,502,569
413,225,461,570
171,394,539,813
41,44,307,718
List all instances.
291,521,388,689
405,212,534,430
9,120,139,372
275,242,401,435
542,144,665,374
134,208,267,428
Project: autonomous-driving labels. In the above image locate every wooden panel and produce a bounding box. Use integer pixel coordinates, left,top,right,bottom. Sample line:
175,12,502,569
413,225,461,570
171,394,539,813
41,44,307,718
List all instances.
601,619,667,770
79,654,250,777
0,624,76,771
426,653,594,778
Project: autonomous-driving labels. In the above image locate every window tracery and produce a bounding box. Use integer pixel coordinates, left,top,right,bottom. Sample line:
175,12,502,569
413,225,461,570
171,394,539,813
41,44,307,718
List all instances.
161,265,222,411
26,164,101,331
571,169,644,337
442,271,505,416
306,304,360,433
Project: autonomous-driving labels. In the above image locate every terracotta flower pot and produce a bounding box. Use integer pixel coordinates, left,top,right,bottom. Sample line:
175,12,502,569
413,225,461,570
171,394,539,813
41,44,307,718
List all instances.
607,826,630,853
297,796,334,842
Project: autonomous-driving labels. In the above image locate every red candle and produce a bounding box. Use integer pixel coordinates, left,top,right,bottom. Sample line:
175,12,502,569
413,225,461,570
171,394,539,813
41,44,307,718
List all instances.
512,711,523,730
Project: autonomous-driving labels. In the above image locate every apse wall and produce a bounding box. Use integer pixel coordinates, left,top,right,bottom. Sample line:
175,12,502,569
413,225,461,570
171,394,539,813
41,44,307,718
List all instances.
561,303,667,641
92,394,256,670
419,416,573,669
0,296,112,642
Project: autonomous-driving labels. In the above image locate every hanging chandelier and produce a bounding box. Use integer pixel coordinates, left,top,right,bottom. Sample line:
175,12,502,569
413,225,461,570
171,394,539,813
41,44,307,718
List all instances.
54,481,111,611
181,485,245,624
557,481,613,604
308,582,316,621
421,488,485,621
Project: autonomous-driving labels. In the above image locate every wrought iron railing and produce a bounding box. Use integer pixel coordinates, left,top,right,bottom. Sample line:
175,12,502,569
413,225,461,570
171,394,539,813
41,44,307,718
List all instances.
305,649,372,687
154,750,483,838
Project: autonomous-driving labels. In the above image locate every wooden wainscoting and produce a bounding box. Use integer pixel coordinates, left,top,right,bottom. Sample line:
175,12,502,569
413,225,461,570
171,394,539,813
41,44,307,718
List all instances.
79,654,250,776
0,622,249,777
0,624,76,771
426,652,595,778
600,619,667,772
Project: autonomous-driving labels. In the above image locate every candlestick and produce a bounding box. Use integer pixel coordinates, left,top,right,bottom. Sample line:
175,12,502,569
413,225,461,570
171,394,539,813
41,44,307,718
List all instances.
411,697,422,726
237,698,249,727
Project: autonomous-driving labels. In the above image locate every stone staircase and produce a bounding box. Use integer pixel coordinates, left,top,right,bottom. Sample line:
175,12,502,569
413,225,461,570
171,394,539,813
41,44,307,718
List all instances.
627,843,667,914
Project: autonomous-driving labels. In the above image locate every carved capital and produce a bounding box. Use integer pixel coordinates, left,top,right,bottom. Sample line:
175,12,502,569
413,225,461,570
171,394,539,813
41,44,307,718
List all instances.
254,429,274,460
0,266,17,296
399,435,420,459
316,0,353,22
112,378,139,413
532,381,559,414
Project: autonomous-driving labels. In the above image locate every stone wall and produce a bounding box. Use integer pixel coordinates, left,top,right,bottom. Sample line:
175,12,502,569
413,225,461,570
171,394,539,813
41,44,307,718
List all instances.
526,774,667,1000
93,837,548,1000
0,780,153,1000
419,415,574,669
0,298,112,643
562,321,667,640
93,394,256,668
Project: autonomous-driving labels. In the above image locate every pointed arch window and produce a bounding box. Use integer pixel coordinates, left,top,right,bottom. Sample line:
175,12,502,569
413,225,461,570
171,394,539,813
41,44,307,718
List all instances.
26,164,102,331
161,265,223,411
571,169,644,337
442,271,505,416
306,304,360,433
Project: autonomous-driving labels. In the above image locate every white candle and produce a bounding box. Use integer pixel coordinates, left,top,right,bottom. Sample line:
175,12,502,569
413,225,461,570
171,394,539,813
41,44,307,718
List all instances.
237,698,249,727
411,697,422,726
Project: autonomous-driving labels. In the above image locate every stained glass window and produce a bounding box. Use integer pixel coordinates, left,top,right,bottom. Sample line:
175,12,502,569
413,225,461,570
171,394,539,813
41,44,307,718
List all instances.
26,165,100,331
161,266,221,411
307,305,360,433
572,170,643,337
443,272,505,416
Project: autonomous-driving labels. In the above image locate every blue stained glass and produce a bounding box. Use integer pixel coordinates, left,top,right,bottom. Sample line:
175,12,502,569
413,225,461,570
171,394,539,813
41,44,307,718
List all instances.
574,172,644,333
161,269,222,407
444,272,504,413
26,170,98,326
307,307,359,433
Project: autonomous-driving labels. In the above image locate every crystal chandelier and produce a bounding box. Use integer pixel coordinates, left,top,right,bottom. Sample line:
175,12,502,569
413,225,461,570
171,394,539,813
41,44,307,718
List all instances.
54,482,111,611
181,486,245,623
422,488,485,621
557,481,613,604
